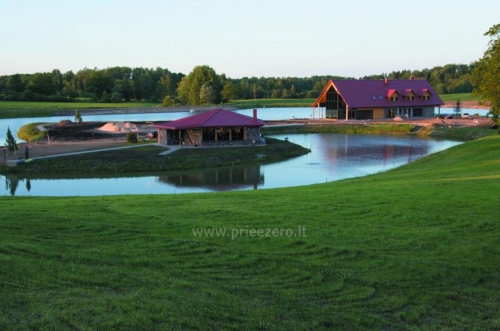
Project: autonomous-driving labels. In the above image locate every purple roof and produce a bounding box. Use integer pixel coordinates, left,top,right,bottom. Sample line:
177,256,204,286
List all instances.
312,79,444,109
154,108,264,130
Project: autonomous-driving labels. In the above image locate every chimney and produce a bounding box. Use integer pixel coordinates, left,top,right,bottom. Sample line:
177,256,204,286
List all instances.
384,78,388,86
253,108,257,120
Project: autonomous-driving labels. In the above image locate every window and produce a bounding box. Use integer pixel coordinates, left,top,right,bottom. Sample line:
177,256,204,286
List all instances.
203,127,216,141
413,108,423,117
231,127,244,140
385,108,397,118
356,110,373,120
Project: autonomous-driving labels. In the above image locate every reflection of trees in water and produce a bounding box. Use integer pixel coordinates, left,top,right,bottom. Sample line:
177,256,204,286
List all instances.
159,164,264,191
5,175,20,196
3,176,32,196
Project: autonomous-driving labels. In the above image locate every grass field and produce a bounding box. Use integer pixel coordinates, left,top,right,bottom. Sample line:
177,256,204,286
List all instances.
1,138,310,174
0,101,160,118
439,93,481,102
0,132,499,329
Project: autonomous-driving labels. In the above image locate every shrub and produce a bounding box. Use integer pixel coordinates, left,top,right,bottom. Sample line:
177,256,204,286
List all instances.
17,123,46,142
127,131,138,143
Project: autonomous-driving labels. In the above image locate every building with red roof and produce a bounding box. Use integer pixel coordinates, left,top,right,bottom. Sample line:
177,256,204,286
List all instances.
154,108,264,146
311,78,444,120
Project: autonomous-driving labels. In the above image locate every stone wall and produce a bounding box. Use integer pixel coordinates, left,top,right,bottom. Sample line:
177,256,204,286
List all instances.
158,127,263,146
245,127,261,143
185,129,202,146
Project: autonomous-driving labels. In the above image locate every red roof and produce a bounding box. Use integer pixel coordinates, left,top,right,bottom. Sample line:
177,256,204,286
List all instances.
312,79,444,109
154,108,265,130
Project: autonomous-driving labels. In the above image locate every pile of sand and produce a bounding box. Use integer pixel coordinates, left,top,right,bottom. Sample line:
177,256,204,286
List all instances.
98,122,138,132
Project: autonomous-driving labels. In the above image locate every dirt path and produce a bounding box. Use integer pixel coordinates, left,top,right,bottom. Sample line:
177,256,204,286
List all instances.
4,140,129,161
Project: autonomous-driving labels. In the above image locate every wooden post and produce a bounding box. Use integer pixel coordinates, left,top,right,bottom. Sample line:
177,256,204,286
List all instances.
346,106,349,121
179,130,182,148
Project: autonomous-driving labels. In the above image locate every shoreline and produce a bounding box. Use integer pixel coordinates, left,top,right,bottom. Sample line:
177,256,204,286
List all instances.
55,105,239,116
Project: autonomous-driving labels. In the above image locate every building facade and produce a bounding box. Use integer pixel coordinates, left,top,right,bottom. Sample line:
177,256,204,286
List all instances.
311,78,444,120
154,108,264,147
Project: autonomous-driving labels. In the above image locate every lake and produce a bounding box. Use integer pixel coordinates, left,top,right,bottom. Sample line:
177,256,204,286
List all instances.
1,133,461,196
0,107,489,146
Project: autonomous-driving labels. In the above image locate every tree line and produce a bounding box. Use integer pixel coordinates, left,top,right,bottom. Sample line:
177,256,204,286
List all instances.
0,63,476,106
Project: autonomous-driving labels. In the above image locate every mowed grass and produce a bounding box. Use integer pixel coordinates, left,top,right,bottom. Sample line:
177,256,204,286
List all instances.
440,93,482,102
0,101,160,118
231,98,315,109
0,135,499,329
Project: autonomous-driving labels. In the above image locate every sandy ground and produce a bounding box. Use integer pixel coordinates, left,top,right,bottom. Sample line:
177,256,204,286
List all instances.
3,121,155,161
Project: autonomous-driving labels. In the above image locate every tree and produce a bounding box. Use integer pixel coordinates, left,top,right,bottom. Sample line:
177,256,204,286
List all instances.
5,127,18,154
454,99,462,115
472,23,500,123
75,109,83,123
199,83,215,104
221,82,239,102
177,65,222,106
7,74,25,92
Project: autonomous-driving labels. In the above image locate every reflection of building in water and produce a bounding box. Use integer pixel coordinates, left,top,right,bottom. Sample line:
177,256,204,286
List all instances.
158,164,264,191
319,135,427,166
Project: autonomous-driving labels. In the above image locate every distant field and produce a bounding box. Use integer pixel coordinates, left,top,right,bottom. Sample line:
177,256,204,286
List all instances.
0,101,160,118
439,93,481,102
231,98,315,108
0,100,160,110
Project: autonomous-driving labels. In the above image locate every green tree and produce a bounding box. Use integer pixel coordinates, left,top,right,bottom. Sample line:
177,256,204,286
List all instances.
75,109,83,124
199,83,215,104
7,74,25,92
86,70,112,100
221,82,239,102
5,127,18,154
177,65,222,106
27,72,55,95
472,23,500,123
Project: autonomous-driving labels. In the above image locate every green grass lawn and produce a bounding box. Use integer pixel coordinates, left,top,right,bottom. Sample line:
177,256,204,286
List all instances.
0,133,499,329
231,98,315,109
439,93,482,102
1,138,309,174
0,101,160,118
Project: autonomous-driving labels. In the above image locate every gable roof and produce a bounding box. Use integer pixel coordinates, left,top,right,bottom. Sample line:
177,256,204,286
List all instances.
311,79,444,109
154,108,265,130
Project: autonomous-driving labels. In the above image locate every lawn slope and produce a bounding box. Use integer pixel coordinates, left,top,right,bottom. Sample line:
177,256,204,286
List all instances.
0,135,499,330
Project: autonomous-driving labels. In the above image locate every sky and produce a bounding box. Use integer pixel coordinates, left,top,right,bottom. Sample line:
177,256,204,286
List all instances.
0,0,498,79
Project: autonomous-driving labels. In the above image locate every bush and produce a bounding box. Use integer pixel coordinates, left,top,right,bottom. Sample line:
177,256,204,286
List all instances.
17,123,46,142
127,131,138,143
162,95,175,107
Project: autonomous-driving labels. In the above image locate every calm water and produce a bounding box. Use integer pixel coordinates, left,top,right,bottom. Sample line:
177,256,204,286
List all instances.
0,107,489,146
1,133,461,196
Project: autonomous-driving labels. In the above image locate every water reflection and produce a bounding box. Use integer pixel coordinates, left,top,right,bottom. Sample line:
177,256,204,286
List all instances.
159,164,264,191
0,134,461,196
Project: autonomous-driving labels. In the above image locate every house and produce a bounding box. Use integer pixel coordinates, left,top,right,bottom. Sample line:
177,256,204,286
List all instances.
154,108,264,146
311,78,444,120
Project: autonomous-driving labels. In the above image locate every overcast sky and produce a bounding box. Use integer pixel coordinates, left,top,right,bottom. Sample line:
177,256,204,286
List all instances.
0,0,498,78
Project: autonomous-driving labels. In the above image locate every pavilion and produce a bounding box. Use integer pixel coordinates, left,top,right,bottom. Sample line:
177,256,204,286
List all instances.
154,108,264,146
